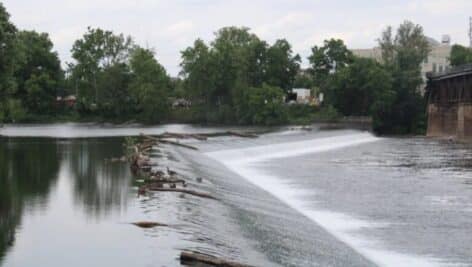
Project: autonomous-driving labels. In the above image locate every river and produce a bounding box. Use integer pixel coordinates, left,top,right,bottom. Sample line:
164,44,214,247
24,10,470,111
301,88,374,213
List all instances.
0,124,471,267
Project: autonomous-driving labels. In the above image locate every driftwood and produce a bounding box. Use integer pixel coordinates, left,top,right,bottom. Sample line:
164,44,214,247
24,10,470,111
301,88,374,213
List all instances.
180,251,254,267
147,188,218,200
226,131,258,138
148,178,186,185
143,131,258,141
137,131,259,151
131,221,168,228
160,132,208,141
196,131,258,139
158,139,198,150
141,135,199,150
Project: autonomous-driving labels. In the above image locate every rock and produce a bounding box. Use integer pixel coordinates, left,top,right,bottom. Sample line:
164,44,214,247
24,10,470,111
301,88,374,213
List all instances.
138,186,147,195
131,221,168,228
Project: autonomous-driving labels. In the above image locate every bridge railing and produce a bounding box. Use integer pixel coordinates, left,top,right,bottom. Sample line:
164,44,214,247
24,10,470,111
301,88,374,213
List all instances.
426,63,472,79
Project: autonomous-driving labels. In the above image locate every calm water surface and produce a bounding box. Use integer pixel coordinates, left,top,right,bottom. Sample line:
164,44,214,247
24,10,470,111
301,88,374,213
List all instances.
0,124,471,267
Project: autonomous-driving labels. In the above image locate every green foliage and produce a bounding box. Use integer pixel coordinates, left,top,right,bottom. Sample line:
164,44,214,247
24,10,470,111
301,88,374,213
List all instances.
0,3,20,121
180,27,300,124
311,105,341,122
23,73,57,113
308,39,353,86
129,48,170,123
265,39,301,91
449,44,472,66
326,57,394,116
0,3,438,132
69,27,134,109
0,5,63,122
96,63,132,117
15,31,63,113
67,28,171,123
293,72,315,89
375,21,430,134
239,84,288,125
5,99,27,122
286,104,318,124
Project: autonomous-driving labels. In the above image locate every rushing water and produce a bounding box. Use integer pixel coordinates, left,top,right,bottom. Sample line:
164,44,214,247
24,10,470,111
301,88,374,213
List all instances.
1,124,471,267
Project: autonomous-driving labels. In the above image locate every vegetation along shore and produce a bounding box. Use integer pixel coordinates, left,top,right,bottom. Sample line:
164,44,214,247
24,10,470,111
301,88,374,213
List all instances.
3,3,470,135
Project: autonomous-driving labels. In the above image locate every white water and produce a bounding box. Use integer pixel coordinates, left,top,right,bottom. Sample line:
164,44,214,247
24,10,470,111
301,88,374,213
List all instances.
0,123,239,138
207,132,443,267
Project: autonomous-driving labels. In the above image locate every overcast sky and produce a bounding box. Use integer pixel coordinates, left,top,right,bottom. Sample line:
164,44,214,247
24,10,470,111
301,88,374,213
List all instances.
3,0,472,75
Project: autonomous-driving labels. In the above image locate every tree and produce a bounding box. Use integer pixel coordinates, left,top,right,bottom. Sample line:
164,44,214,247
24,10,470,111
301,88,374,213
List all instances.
15,31,63,114
180,39,215,106
0,3,21,121
327,57,394,117
129,47,170,123
211,27,262,107
95,63,131,117
69,27,133,109
265,39,301,91
449,44,472,66
180,27,301,124
240,84,287,125
293,71,315,89
23,73,57,114
376,21,430,134
308,39,353,86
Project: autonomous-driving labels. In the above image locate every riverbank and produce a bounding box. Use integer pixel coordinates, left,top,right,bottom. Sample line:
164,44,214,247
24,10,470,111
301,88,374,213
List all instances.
2,104,345,127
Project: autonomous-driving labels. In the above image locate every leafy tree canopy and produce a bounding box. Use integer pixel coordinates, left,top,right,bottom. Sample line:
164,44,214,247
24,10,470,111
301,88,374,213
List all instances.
180,27,300,124
308,39,353,86
69,27,134,107
326,57,394,117
0,3,20,120
449,44,472,66
376,21,430,134
16,31,63,114
129,47,170,122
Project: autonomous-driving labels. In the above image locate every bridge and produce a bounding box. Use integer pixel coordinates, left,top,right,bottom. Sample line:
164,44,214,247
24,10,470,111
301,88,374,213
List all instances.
426,64,472,140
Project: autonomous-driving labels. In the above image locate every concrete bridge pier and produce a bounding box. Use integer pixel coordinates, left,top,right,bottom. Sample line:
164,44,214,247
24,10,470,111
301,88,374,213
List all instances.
426,65,472,140
458,103,472,139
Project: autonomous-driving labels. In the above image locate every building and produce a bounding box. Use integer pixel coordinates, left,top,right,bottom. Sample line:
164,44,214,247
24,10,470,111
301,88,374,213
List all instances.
292,88,312,104
56,95,77,108
421,36,452,80
352,35,452,93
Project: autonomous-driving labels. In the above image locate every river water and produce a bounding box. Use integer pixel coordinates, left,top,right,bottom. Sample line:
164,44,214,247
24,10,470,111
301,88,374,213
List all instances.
0,124,471,267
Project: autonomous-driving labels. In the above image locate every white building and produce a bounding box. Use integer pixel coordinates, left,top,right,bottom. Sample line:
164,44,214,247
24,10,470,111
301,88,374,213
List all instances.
352,35,452,93
292,88,312,104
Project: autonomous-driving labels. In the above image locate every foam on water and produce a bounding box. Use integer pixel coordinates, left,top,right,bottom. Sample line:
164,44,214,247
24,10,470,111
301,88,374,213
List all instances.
0,123,212,138
207,132,444,267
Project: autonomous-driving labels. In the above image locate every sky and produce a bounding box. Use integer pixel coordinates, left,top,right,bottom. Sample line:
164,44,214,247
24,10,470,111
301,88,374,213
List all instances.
3,0,472,76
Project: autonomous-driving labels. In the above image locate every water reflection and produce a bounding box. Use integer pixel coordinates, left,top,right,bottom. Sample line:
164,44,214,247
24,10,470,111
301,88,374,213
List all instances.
0,138,60,264
0,137,134,265
64,138,132,218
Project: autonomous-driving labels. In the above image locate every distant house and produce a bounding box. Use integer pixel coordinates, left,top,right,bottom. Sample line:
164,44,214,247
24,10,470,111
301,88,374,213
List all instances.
292,88,312,104
172,98,191,109
56,95,77,108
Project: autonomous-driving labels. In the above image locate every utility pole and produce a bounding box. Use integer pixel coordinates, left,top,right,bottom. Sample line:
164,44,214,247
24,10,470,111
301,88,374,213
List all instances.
469,17,472,47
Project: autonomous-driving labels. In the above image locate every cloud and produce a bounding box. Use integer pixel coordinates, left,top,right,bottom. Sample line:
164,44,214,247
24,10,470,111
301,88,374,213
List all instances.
2,0,472,75
164,21,195,37
254,12,312,38
407,0,472,15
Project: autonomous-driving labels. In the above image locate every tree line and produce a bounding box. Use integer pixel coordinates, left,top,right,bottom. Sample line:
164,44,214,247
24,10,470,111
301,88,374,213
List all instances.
0,3,431,134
